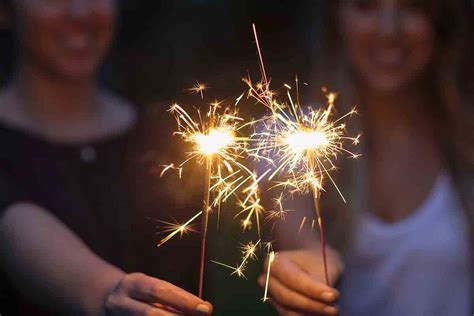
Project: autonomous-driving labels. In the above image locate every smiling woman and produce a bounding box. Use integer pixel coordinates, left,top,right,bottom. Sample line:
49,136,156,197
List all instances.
15,0,116,81
0,1,213,316
262,1,474,316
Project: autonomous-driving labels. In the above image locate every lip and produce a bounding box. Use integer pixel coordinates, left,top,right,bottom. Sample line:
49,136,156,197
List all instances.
62,33,92,51
371,48,405,69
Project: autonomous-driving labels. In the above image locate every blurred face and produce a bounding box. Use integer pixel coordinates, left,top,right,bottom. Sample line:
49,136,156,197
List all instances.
14,0,116,81
338,0,436,94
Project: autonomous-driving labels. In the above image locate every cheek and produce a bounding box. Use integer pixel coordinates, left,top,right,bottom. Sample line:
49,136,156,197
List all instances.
339,10,377,74
402,14,435,72
19,7,63,58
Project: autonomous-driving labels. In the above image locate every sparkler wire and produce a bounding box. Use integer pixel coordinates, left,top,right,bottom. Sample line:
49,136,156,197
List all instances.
199,156,212,298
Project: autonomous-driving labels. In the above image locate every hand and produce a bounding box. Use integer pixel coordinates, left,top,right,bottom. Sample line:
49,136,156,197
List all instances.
258,247,343,316
104,273,213,316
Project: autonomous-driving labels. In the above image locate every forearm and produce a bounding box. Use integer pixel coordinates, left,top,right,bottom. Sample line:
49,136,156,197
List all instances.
0,202,124,315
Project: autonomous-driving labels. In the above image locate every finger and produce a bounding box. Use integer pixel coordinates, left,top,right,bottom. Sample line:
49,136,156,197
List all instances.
152,303,183,314
124,273,213,315
106,296,180,316
261,275,338,315
269,299,304,316
271,257,339,303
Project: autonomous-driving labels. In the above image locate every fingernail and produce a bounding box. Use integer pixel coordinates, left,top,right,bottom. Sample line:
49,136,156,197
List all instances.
321,291,337,301
196,304,210,314
323,305,338,315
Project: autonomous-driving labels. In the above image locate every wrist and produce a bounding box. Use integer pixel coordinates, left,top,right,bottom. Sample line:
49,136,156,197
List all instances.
85,267,125,316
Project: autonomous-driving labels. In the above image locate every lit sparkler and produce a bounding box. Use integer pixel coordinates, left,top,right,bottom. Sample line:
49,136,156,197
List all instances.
161,99,255,298
247,24,360,286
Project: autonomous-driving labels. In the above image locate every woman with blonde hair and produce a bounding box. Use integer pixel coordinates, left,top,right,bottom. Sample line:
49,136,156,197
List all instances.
260,0,474,315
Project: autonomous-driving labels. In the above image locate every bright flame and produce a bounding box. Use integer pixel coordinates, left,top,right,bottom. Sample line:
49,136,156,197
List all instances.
284,130,329,153
159,94,259,248
195,128,235,155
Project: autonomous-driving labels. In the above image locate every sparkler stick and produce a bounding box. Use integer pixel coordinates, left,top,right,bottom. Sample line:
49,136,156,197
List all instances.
308,171,330,284
199,156,212,298
307,150,331,285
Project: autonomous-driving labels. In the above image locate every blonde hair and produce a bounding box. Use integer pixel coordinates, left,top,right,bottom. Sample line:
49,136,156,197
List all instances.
308,0,474,251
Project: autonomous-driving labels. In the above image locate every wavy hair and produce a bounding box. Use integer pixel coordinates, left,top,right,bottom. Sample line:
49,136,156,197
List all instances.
306,0,474,251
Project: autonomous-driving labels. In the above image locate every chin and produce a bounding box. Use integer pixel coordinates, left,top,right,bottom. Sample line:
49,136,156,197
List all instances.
55,62,98,81
365,75,410,96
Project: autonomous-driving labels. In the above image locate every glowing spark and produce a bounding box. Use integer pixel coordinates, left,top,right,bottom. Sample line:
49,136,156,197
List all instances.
265,193,291,222
298,216,307,234
195,128,235,155
284,130,329,153
157,211,203,247
263,251,276,302
211,240,261,279
239,240,260,265
236,192,265,236
211,260,247,279
188,81,208,99
235,92,245,105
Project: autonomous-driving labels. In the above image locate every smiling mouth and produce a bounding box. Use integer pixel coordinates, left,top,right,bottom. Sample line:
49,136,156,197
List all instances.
64,34,90,50
372,49,404,66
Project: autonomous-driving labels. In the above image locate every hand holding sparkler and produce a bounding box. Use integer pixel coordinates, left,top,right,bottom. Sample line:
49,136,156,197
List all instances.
258,248,343,316
104,272,213,316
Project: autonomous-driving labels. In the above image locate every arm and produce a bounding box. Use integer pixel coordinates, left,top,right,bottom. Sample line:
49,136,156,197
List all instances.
0,202,212,316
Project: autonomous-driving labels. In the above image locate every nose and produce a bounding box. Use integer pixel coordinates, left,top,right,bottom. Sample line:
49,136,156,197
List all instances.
377,3,401,39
